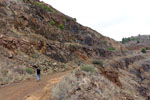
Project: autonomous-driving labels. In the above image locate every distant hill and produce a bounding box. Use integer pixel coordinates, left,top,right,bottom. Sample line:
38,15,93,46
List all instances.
122,35,150,51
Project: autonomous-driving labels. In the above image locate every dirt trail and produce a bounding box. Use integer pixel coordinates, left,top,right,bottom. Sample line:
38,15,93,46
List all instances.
0,71,69,100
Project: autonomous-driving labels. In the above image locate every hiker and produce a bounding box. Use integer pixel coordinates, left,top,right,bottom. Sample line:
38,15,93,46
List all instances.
37,67,41,81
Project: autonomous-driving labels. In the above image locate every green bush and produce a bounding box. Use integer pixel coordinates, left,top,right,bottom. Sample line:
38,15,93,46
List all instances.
25,68,34,74
59,24,64,30
50,20,55,26
108,47,116,51
141,48,146,53
92,59,103,66
80,65,95,73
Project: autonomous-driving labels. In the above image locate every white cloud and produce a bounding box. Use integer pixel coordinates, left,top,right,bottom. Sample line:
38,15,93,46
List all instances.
42,0,150,41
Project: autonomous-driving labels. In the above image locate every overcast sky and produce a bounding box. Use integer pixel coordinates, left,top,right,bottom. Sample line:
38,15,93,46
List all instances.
42,0,150,41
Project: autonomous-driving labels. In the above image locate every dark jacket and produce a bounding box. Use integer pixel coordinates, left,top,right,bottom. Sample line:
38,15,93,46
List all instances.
37,68,40,75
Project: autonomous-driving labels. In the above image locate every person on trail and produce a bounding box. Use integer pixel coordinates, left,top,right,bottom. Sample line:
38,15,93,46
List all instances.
37,67,41,81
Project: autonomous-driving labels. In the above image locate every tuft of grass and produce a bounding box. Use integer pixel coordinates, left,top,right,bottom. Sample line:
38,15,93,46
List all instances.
80,65,95,73
92,59,103,66
108,47,116,51
25,68,34,74
59,24,64,30
141,48,146,53
50,20,55,26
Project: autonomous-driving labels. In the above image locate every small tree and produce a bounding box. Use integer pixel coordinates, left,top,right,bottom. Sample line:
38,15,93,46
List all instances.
73,18,77,22
137,40,140,43
141,48,146,53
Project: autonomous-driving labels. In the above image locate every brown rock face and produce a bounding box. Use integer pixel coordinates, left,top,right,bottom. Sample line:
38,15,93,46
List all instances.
0,35,35,54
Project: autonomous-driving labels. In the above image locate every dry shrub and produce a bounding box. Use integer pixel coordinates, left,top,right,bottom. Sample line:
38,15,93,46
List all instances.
0,64,34,85
50,68,130,100
80,65,95,73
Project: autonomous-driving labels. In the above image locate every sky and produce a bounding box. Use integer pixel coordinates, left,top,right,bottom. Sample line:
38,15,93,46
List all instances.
42,0,150,41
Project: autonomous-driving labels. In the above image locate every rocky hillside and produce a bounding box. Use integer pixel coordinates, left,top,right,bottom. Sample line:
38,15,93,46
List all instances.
122,35,150,51
1,0,150,100
0,0,124,85
51,54,150,100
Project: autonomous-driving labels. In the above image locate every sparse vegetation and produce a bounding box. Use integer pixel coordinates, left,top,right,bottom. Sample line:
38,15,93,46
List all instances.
108,47,116,51
122,37,138,43
50,20,55,26
141,48,146,53
25,68,34,74
92,59,103,66
59,24,64,30
80,65,95,73
122,37,131,43
32,1,53,12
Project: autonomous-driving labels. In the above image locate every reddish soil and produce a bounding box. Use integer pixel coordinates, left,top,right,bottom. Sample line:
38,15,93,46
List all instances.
0,71,69,100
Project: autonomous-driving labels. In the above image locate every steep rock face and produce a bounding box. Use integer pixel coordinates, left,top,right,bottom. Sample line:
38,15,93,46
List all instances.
0,0,124,85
